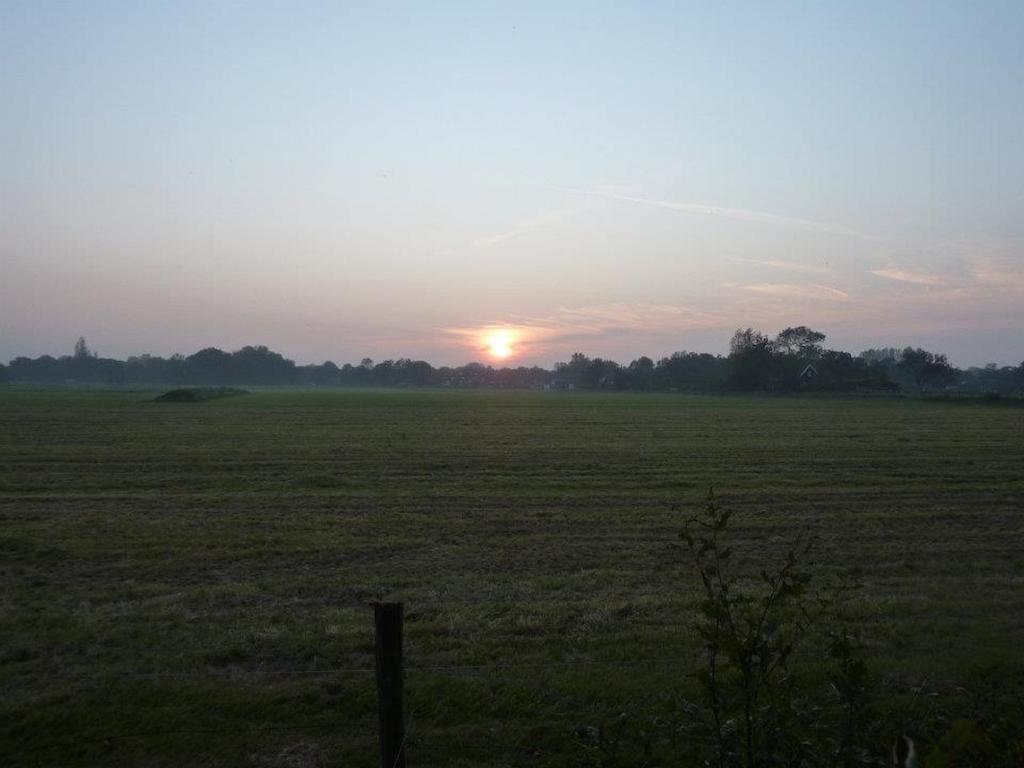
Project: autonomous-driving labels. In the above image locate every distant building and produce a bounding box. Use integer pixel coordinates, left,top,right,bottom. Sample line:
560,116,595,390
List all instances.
546,379,575,390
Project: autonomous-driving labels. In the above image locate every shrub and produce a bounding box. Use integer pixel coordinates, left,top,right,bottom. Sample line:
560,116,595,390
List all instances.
678,490,879,767
154,387,248,402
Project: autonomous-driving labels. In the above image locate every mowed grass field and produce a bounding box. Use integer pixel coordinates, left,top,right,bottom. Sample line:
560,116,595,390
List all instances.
2,388,1023,766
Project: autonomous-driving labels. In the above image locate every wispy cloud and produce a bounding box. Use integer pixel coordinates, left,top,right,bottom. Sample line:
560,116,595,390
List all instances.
472,205,589,248
870,267,946,286
473,231,522,248
558,187,866,238
970,258,1024,292
738,283,850,301
722,256,833,276
545,302,724,333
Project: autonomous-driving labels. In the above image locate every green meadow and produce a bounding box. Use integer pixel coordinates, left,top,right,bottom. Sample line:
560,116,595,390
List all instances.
2,388,1022,766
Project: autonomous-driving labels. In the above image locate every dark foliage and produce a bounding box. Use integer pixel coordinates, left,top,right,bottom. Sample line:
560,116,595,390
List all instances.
677,490,879,767
897,348,957,393
675,492,1024,767
7,334,1021,396
153,387,249,402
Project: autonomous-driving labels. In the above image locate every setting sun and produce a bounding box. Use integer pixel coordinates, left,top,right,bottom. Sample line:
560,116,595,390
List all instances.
483,329,515,360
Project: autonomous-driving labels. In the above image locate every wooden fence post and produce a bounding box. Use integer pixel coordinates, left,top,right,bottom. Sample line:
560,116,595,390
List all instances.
374,602,406,768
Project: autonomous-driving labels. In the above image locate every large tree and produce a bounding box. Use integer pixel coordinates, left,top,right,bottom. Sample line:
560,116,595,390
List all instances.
728,328,774,390
628,356,655,390
898,347,957,393
73,336,95,359
773,326,826,358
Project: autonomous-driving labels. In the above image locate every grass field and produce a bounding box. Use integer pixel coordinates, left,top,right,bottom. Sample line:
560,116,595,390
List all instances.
2,388,1023,766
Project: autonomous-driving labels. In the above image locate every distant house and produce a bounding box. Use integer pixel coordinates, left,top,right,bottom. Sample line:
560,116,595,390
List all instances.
799,363,818,384
546,379,575,391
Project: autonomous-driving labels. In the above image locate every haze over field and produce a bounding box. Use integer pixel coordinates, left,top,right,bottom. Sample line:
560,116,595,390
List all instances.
3,2,1023,366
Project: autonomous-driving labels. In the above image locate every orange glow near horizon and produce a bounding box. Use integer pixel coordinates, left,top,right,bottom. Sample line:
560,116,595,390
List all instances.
483,329,515,361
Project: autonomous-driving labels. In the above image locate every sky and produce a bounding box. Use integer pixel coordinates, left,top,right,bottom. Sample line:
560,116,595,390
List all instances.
2,1,1023,367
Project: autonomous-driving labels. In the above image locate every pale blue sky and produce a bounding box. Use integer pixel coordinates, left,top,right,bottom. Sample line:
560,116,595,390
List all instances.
2,1,1023,365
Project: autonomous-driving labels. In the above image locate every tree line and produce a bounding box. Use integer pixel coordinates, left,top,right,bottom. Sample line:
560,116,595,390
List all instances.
3,330,1023,396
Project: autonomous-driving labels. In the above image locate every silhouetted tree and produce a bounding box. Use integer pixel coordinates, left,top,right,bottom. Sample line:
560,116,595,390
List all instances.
655,351,727,391
231,345,295,384
728,328,774,390
859,347,900,366
763,327,826,389
774,326,826,358
185,347,232,384
563,352,591,389
73,336,95,359
898,347,957,393
8,333,1004,397
312,361,341,386
955,362,1024,397
628,356,655,390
